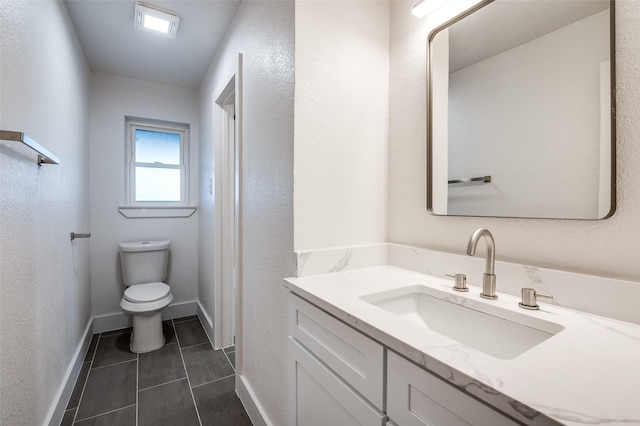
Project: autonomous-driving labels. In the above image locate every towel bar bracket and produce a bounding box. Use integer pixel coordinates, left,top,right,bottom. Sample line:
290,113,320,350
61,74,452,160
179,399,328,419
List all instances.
448,176,491,185
70,233,91,241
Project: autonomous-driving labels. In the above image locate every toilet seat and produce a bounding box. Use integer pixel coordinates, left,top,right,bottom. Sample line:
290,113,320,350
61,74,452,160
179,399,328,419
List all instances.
124,282,170,303
120,290,173,315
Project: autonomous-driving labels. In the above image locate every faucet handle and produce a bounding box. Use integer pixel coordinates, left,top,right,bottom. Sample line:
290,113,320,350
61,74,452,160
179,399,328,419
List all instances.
518,288,553,310
446,274,468,292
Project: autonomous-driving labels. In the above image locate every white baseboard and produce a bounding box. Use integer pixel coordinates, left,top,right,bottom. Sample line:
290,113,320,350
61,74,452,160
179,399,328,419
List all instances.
92,311,131,334
236,374,271,426
92,301,198,333
163,301,198,321
45,320,93,426
197,301,216,347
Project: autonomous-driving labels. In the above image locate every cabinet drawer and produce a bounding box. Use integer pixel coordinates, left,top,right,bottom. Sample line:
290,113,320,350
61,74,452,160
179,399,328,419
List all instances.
387,351,518,426
289,294,384,409
290,337,386,426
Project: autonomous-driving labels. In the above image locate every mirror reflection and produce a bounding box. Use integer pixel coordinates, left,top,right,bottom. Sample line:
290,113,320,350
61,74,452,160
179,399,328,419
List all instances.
427,0,615,219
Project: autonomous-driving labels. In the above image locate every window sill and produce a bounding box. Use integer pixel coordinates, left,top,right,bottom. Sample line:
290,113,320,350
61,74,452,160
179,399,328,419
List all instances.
118,205,197,218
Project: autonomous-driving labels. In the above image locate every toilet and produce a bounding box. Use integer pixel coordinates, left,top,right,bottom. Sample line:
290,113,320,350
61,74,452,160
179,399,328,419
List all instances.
119,240,173,353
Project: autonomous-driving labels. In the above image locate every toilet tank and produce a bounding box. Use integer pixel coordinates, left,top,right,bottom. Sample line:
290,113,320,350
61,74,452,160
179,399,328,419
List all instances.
119,240,170,286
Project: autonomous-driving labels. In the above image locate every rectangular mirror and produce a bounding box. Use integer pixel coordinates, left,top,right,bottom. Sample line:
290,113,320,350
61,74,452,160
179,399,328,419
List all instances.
427,0,615,219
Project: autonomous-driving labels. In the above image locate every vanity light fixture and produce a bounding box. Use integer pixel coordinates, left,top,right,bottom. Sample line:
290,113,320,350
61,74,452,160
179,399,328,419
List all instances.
134,2,179,38
412,0,450,18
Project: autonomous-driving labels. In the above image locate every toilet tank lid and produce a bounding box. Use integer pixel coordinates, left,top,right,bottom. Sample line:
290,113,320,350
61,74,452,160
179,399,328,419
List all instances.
119,240,170,252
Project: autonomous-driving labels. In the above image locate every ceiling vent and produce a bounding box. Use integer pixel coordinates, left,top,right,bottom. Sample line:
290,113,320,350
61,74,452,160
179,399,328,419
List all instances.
135,2,180,38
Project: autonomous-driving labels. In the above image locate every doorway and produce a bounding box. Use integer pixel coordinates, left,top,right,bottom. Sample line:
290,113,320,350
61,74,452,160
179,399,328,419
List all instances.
214,55,242,369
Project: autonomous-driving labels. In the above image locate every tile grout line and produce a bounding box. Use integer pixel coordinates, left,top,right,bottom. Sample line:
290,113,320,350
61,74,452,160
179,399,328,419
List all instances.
70,333,101,425
99,329,132,337
138,376,189,393
179,341,214,350
73,404,137,424
172,316,199,325
91,358,137,370
222,350,235,373
190,373,236,390
174,318,204,426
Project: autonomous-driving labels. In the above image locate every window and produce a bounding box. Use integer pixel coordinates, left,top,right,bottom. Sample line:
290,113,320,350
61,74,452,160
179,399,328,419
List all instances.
121,118,194,217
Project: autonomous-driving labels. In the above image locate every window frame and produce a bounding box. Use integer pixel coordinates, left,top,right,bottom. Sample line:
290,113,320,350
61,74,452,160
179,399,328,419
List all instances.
124,118,190,207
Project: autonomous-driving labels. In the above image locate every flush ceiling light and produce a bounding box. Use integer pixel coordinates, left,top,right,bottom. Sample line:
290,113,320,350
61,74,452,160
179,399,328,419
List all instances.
412,0,450,18
135,2,179,38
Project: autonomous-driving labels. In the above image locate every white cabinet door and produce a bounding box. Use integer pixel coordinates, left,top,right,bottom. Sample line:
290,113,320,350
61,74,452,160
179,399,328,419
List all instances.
290,294,384,409
387,351,519,426
290,337,386,426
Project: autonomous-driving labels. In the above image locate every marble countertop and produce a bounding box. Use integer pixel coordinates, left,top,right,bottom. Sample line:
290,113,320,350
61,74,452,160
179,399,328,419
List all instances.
285,265,640,426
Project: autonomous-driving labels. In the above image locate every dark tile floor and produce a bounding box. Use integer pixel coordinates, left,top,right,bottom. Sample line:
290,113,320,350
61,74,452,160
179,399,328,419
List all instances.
61,316,251,426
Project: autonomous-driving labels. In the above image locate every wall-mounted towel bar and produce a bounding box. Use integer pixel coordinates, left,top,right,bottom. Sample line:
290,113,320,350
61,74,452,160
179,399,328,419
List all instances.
0,130,60,165
448,176,491,186
70,232,91,241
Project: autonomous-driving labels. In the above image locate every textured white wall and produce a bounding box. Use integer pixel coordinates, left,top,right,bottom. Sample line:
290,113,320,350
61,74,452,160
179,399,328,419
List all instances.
389,1,640,282
89,73,199,317
197,88,215,333
294,0,390,250
0,0,91,424
198,2,294,424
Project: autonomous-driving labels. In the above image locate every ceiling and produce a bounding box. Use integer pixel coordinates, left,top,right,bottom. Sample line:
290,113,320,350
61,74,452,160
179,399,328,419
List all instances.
64,0,242,89
446,0,610,72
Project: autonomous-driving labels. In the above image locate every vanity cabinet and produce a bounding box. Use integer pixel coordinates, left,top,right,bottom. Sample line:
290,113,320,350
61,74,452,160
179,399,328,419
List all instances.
387,351,517,426
290,338,386,425
289,294,385,425
290,293,521,426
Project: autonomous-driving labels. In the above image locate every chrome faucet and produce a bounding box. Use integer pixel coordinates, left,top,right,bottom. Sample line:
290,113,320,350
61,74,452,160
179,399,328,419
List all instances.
466,228,497,300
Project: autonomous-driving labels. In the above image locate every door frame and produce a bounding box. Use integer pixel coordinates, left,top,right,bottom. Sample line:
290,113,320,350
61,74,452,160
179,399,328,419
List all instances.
213,54,243,374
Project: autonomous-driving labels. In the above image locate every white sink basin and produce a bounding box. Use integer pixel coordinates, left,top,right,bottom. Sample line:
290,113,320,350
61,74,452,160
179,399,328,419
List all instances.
361,285,564,359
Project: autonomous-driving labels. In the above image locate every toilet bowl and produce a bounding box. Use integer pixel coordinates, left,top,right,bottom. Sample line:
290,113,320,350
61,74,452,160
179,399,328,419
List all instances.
120,282,173,353
119,240,173,353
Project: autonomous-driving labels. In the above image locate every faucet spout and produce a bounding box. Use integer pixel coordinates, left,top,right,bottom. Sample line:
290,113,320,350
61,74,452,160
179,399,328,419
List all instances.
466,228,497,299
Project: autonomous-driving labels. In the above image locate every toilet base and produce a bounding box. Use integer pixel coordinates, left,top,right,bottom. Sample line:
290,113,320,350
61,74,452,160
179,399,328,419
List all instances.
130,311,165,353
